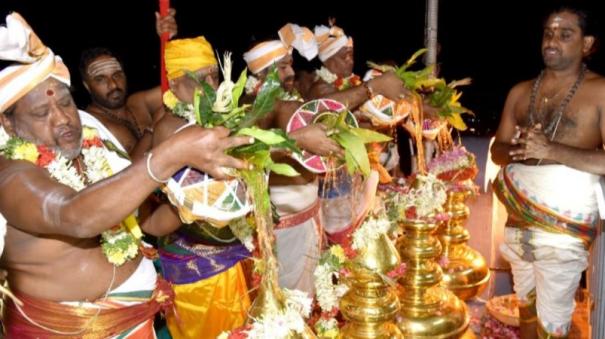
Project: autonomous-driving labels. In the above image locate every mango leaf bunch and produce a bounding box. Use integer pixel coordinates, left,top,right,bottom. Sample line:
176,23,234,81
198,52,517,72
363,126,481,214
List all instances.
192,52,301,177
317,109,391,177
367,48,473,130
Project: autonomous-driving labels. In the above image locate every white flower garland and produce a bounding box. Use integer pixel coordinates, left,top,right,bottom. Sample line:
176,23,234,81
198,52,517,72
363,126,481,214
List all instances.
313,245,349,314
218,288,312,339
245,75,261,96
316,66,338,84
351,216,391,251
0,125,142,266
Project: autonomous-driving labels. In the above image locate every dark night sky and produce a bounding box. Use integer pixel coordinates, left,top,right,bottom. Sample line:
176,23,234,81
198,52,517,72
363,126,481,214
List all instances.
1,0,604,135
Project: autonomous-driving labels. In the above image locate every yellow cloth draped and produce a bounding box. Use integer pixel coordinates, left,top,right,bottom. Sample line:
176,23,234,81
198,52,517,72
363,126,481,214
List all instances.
166,262,250,339
164,36,217,80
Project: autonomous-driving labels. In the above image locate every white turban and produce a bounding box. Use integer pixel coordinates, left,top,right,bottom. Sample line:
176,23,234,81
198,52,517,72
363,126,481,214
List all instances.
315,24,353,62
243,23,318,74
0,12,70,113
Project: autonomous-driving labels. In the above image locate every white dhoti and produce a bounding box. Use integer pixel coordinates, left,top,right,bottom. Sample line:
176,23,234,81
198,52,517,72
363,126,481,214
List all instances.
500,227,587,335
270,182,322,295
495,163,600,336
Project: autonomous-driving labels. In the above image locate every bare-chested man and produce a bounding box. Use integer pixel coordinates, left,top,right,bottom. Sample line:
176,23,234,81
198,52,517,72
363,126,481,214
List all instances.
79,8,177,159
491,5,605,338
0,13,250,337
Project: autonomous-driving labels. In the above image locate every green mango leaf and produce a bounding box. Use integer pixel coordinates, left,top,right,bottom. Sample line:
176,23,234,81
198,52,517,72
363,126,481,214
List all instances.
237,66,284,129
243,149,272,169
237,127,286,145
231,69,247,111
344,149,358,176
350,128,392,144
228,140,269,157
267,163,300,177
266,129,301,156
400,48,427,72
334,130,371,177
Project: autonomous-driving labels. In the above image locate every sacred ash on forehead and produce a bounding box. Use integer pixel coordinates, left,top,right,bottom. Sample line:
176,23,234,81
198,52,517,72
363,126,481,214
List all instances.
87,57,122,77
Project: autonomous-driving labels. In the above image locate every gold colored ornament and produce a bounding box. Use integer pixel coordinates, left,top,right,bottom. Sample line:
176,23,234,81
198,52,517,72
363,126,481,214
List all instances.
438,190,490,300
340,233,403,339
397,218,469,338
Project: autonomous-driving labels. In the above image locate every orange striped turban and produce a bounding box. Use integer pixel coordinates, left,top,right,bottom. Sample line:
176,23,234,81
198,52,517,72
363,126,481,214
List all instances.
243,23,318,75
0,13,70,113
164,36,217,80
315,23,353,62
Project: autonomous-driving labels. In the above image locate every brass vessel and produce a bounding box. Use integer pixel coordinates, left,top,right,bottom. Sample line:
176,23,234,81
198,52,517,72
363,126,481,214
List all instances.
248,262,317,338
397,219,469,338
438,190,490,300
340,233,404,338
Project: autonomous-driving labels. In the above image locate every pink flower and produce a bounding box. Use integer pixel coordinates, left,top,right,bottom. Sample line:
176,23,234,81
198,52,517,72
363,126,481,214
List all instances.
339,268,352,278
387,263,407,278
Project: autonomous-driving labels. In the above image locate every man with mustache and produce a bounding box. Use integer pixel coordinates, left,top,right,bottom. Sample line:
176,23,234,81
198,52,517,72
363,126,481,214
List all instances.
79,8,177,159
491,5,605,338
0,12,252,338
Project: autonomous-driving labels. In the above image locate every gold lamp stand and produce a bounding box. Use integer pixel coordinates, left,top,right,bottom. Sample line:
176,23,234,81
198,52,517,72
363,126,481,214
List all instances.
397,219,469,338
438,189,490,300
340,233,404,338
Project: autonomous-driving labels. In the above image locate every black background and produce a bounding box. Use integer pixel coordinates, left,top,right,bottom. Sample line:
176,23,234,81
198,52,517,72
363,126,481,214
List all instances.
2,0,604,135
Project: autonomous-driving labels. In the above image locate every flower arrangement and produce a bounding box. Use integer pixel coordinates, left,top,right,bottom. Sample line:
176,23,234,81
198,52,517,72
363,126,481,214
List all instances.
428,146,479,193
384,173,448,222
428,146,478,182
312,211,405,338
0,126,142,266
162,53,301,231
218,288,313,339
367,48,473,131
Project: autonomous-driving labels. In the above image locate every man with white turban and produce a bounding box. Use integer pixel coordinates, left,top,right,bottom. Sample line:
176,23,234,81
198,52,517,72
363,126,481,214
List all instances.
305,20,410,245
243,23,345,295
0,12,251,337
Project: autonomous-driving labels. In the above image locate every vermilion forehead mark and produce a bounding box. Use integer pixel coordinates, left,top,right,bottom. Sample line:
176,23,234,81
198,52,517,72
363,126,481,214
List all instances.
46,89,55,97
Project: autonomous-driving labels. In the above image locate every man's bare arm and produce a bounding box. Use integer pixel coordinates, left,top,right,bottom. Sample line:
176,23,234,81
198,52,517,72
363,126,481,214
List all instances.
127,86,163,125
141,203,182,236
0,127,251,238
491,83,526,166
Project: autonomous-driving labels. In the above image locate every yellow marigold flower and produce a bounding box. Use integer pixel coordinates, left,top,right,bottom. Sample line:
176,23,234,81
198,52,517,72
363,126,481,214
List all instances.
82,127,98,140
163,90,179,110
106,249,127,266
13,143,39,163
330,245,346,263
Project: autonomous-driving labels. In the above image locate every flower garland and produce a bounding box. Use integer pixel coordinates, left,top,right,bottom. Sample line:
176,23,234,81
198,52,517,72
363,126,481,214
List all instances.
428,146,478,183
351,216,391,251
316,66,361,91
0,126,142,266
385,173,448,221
217,288,313,339
312,213,406,338
312,245,349,338
163,90,196,124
